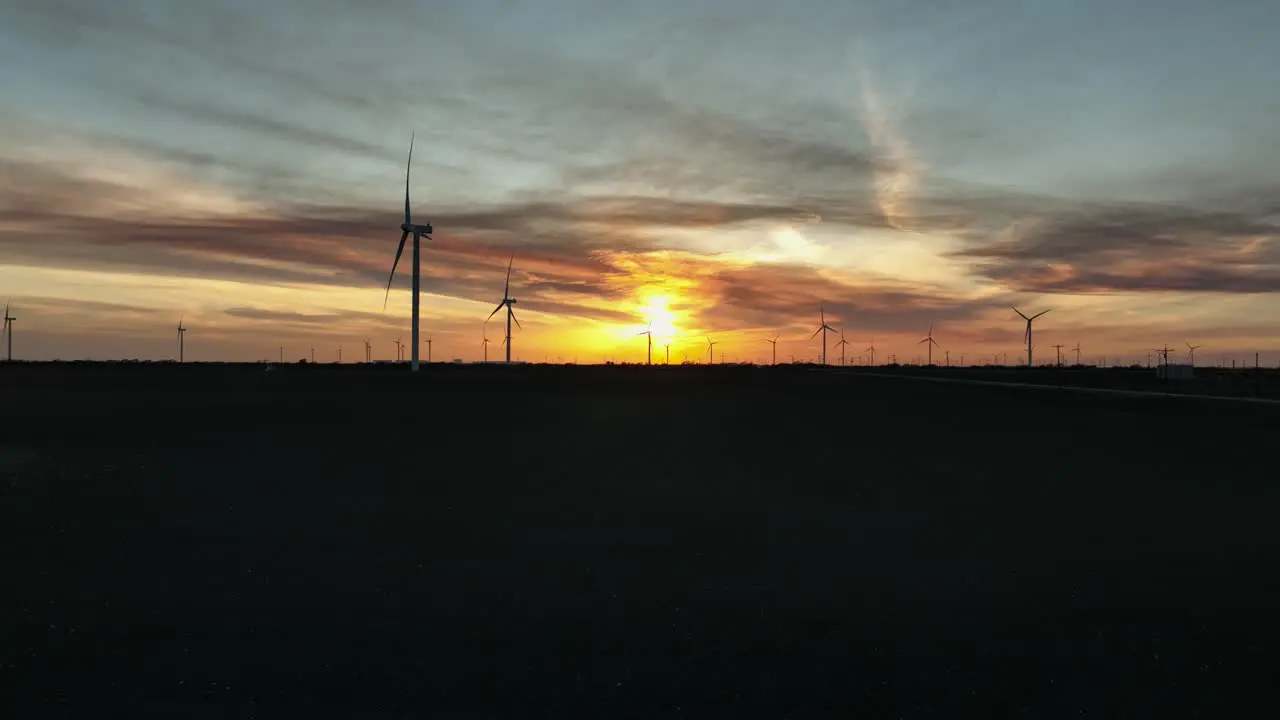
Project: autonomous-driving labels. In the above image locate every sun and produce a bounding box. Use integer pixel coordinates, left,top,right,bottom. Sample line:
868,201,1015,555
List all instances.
638,295,679,339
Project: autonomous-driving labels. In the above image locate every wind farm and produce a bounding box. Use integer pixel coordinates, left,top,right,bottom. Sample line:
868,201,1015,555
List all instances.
6,2,1280,714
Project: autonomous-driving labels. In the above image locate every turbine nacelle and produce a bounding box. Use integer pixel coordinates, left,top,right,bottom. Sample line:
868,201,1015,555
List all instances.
401,222,433,235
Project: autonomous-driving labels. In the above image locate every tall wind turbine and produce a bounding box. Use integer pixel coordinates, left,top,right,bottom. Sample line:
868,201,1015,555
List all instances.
1186,341,1203,365
765,335,778,365
810,303,840,365
1013,307,1050,367
176,315,186,363
865,338,876,367
481,330,491,363
1052,343,1065,367
918,323,938,366
486,255,521,365
836,330,849,366
382,134,434,372
3,303,14,362
637,322,653,365
705,336,718,365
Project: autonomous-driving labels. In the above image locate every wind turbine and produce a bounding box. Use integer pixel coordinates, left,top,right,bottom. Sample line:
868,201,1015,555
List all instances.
705,336,718,365
176,315,186,363
481,330,491,363
394,337,403,363
865,338,876,367
1052,343,1065,367
918,323,938,366
3,303,14,362
310,345,315,364
382,133,434,372
1073,342,1082,366
279,346,284,363
338,345,343,363
364,339,372,363
425,333,433,363
664,343,670,365
810,303,840,365
1186,342,1203,366
1013,307,1050,367
637,322,653,365
836,330,849,366
765,335,779,365
486,255,521,365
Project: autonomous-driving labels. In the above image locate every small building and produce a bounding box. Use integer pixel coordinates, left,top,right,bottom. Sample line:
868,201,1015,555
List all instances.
1156,363,1195,380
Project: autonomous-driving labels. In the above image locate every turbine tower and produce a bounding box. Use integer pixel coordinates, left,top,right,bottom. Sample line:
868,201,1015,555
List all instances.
176,315,186,363
3,303,14,362
382,134,434,372
394,337,403,362
1186,341,1203,366
364,339,371,363
637,322,653,365
664,343,670,365
1073,342,1082,366
765,335,778,365
810,303,840,365
486,255,521,365
338,345,343,363
1052,343,1065,367
705,336,718,365
481,330,491,363
836,330,849,366
918,323,938,366
1013,306,1050,367
425,333,433,363
865,338,876,367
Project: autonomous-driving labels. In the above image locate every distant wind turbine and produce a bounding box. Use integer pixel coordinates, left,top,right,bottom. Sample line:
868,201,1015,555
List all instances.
1013,307,1050,367
918,323,938,366
176,315,186,363
364,339,372,363
279,346,284,363
382,133,434,372
865,338,876,367
394,337,403,363
310,345,315,364
637,322,653,365
835,330,849,366
2,303,13,362
705,336,718,365
338,345,343,363
765,334,779,365
664,343,670,365
1052,343,1065,367
486,255,521,365
1186,341,1203,365
1073,342,1082,366
481,330,491,363
810,303,840,365
425,333,433,363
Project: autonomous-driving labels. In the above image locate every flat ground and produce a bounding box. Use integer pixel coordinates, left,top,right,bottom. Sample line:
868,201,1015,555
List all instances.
3,363,1278,717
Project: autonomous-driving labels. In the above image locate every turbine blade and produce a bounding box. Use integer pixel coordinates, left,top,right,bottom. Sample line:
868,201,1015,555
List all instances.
919,337,928,344
810,328,821,340
487,303,504,322
510,308,522,330
405,133,414,225
1012,306,1028,320
383,230,410,311
1032,309,1051,320
504,254,514,298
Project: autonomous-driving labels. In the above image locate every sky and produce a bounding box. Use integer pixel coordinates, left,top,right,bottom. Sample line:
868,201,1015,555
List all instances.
2,0,1279,366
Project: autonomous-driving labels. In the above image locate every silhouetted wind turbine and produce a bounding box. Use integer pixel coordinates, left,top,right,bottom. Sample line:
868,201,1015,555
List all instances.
705,336,718,365
1186,341,1203,365
1052,343,1065,367
918,323,938,366
1073,342,1082,366
310,345,315,364
1013,307,1050,367
865,338,876,367
279,346,284,363
425,333,433,363
176,315,186,363
2,303,14,362
637,322,653,365
382,134,434,372
664,343,670,365
810,303,840,365
486,255,521,365
481,330,491,363
338,345,343,363
394,337,403,362
364,339,372,363
765,335,779,365
836,330,849,366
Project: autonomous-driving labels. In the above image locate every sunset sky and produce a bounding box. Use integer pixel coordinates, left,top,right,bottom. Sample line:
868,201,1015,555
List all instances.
3,0,1278,365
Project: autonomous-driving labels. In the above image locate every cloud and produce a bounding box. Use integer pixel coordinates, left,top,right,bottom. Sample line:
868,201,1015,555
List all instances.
954,199,1280,293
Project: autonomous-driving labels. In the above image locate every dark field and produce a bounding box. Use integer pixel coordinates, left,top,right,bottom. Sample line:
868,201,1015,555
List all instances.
3,363,1279,717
